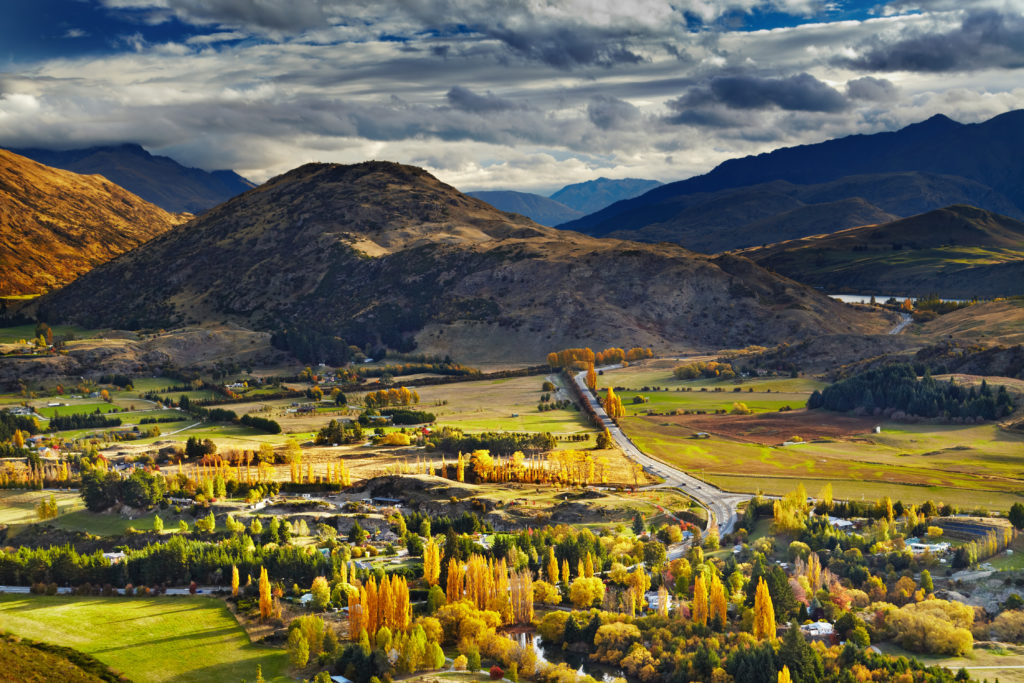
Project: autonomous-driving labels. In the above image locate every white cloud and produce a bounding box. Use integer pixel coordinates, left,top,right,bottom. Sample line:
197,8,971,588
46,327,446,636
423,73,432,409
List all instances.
0,3,1022,190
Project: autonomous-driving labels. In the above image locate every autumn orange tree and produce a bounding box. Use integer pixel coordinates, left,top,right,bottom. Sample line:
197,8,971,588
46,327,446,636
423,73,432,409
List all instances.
585,364,597,391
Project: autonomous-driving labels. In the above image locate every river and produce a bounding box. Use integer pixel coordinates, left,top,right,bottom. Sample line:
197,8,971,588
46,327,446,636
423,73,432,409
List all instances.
515,632,625,682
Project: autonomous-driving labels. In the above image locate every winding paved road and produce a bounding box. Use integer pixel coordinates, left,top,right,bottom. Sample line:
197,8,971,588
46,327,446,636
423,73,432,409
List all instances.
573,366,751,535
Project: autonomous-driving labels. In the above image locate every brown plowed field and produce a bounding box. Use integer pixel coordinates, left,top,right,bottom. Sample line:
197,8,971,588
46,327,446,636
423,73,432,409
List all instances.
659,409,877,445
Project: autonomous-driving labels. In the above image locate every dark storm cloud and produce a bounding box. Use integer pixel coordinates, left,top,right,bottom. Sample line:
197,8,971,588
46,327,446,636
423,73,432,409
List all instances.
147,0,332,32
446,86,526,113
673,72,849,114
483,26,646,69
846,76,897,101
837,10,1024,73
587,95,641,130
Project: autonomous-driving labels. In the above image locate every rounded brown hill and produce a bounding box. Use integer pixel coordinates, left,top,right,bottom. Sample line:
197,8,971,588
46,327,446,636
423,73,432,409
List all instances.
39,161,890,362
0,148,187,296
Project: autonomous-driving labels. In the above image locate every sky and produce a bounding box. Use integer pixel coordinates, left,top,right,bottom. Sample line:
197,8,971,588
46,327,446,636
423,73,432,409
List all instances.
1,0,1023,193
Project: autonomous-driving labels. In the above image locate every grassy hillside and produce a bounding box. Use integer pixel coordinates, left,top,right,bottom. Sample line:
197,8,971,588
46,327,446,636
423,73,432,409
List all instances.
0,632,124,682
38,160,889,363
0,148,186,296
742,205,1024,297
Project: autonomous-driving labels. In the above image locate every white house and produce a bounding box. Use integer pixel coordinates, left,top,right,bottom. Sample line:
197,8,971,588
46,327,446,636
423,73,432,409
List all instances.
645,590,671,612
827,516,855,530
800,621,834,638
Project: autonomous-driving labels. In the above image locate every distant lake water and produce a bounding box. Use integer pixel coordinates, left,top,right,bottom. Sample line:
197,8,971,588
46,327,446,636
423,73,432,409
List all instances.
829,294,966,304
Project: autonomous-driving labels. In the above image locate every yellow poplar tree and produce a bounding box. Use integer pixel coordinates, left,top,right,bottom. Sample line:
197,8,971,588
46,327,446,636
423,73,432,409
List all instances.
753,577,776,640
446,557,464,602
546,548,559,585
349,589,363,641
365,577,379,635
561,558,570,588
657,585,670,618
423,537,441,586
258,567,272,621
778,665,793,683
709,573,727,626
584,553,595,578
231,564,239,596
456,453,465,482
585,364,597,391
692,574,709,627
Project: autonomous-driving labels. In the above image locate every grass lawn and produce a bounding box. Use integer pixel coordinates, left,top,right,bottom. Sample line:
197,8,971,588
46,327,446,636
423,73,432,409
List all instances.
0,490,84,526
47,509,162,536
0,594,289,682
36,402,125,418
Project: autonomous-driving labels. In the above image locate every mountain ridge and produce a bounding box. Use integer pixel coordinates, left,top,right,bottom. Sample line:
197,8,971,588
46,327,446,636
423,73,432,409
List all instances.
560,110,1024,245
11,143,255,214
466,190,583,226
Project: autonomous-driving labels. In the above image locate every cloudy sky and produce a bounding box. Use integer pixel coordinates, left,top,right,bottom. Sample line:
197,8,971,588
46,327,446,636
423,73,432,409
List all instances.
1,0,1023,192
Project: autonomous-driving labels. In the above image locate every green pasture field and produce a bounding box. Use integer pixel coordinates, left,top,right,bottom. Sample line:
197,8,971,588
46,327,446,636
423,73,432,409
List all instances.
599,361,825,394
122,377,188,392
621,416,1024,511
0,490,84,526
616,389,810,416
598,361,824,416
0,594,289,682
413,374,594,435
0,324,104,344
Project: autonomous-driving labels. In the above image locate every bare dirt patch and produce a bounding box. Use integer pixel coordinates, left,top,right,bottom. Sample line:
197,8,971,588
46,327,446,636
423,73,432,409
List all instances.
660,409,878,445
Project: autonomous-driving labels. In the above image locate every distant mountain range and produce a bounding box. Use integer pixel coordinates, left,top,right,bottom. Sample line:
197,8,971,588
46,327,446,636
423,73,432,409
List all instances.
468,177,661,226
551,177,663,214
11,143,255,214
560,110,1024,251
466,190,583,226
37,161,883,362
0,148,186,296
741,205,1024,298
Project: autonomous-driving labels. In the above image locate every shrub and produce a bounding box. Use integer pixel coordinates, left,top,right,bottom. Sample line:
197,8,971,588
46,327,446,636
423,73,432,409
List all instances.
453,654,468,671
490,665,504,679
